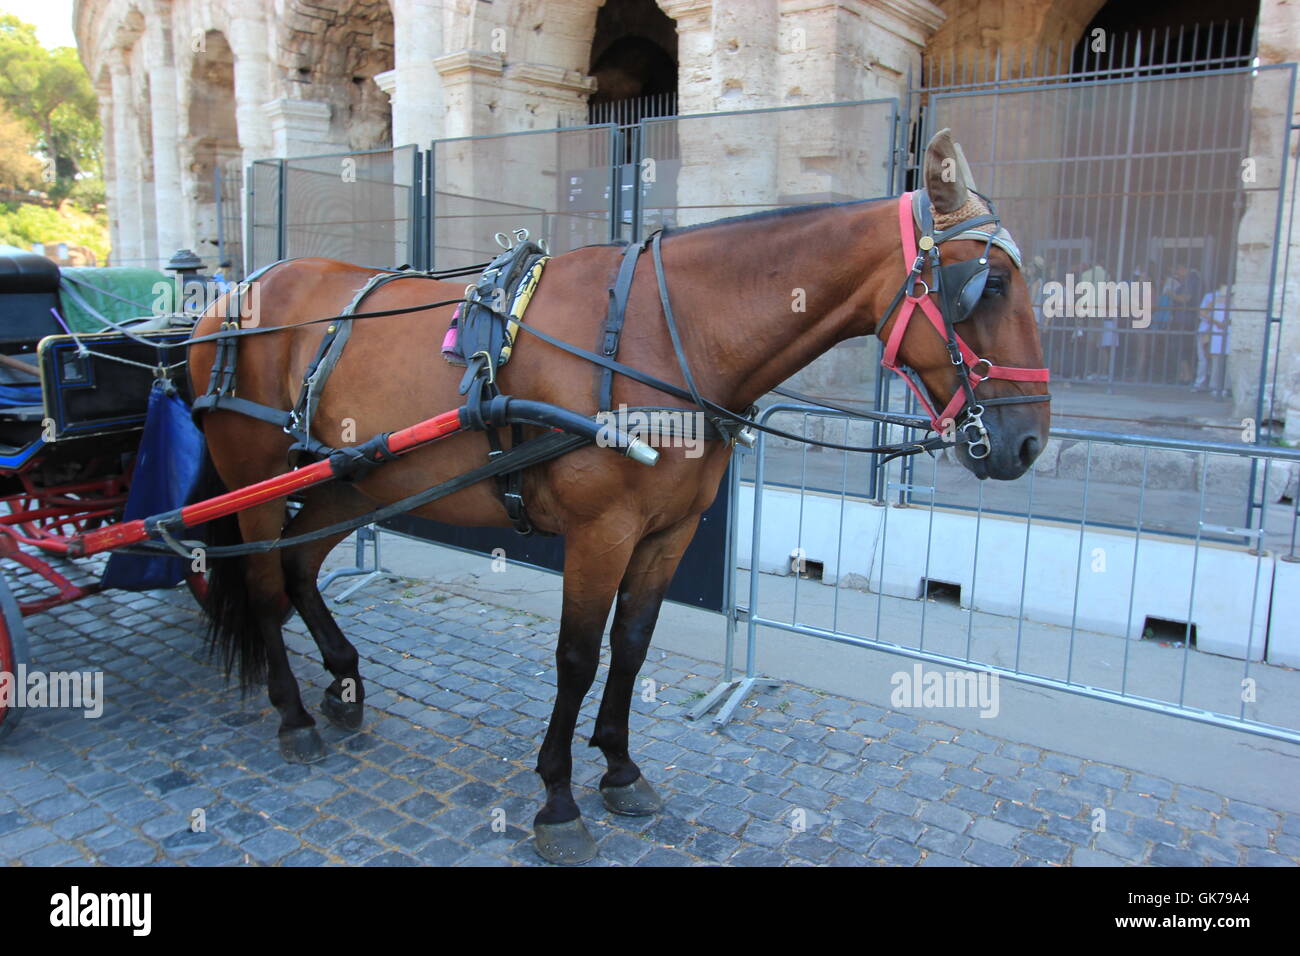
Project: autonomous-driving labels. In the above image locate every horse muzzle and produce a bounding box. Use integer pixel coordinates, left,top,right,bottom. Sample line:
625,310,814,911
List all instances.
956,408,1046,480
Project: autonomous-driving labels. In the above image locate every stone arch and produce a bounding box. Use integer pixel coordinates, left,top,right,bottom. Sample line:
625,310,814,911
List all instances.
187,30,240,268
589,0,679,119
924,0,1109,79
1073,0,1259,71
277,0,395,151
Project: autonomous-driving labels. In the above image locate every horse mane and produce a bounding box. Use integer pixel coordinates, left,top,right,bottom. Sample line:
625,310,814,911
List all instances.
663,197,873,236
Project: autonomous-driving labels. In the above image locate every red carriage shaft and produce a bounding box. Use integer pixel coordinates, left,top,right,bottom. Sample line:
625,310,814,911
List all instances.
71,409,467,558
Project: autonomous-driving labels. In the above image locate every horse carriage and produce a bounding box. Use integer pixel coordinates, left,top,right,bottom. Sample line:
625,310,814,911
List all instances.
0,131,1051,863
0,247,203,741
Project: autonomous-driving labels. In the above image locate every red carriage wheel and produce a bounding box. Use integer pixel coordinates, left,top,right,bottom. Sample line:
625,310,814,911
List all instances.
0,572,30,742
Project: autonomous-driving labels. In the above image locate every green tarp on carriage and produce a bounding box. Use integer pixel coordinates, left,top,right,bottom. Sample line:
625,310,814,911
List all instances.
57,267,169,332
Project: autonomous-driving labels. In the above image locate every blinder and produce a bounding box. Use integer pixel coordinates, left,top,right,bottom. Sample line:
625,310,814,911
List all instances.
935,242,992,324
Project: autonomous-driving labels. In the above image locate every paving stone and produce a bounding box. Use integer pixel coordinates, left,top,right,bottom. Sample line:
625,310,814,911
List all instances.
1,563,1292,871
963,839,1019,866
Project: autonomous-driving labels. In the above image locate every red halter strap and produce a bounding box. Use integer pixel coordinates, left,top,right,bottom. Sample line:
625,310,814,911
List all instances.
880,192,1050,431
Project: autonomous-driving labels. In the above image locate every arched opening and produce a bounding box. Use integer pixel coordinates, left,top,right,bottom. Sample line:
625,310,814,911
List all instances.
1072,0,1258,74
188,30,241,272
280,0,395,151
587,0,678,126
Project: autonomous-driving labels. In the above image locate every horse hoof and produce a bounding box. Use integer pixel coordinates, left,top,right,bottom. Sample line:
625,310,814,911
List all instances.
321,692,364,731
533,818,597,865
278,726,326,764
600,775,663,817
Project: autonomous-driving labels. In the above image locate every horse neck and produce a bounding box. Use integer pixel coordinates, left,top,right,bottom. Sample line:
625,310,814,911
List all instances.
659,198,899,411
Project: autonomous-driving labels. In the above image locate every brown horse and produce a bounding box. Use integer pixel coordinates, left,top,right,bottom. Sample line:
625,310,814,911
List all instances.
187,130,1049,863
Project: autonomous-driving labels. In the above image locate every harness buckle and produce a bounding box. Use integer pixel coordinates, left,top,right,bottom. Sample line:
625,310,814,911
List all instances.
469,350,496,386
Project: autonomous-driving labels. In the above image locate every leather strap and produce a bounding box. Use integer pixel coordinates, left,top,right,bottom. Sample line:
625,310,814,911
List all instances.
597,239,646,410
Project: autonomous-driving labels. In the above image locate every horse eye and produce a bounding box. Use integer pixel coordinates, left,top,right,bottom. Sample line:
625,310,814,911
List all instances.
983,276,1007,297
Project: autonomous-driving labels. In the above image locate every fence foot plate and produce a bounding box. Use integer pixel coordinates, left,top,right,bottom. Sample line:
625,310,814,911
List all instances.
686,676,782,727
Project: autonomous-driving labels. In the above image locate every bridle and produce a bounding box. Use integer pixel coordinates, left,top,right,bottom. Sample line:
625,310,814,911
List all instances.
876,191,1050,459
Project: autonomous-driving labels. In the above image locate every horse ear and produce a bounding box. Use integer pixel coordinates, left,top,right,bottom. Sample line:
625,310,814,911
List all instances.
923,128,969,214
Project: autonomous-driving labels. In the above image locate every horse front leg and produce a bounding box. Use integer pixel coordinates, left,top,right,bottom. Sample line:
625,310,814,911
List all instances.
533,520,639,865
590,515,700,817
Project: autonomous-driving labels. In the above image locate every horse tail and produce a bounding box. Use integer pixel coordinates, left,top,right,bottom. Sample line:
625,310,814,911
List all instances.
187,446,267,691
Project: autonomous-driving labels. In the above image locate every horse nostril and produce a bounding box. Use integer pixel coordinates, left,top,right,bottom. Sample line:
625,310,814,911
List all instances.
1019,434,1040,467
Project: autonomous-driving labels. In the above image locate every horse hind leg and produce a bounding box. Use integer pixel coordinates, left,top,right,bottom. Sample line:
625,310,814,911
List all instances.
279,484,371,732
589,516,700,817
230,502,325,764
532,519,640,865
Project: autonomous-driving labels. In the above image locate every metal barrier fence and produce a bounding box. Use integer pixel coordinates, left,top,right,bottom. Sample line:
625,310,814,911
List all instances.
915,64,1296,427
693,404,1300,744
429,125,618,270
246,145,421,271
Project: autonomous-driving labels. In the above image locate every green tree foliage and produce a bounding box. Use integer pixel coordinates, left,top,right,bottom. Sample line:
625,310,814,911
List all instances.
0,202,110,263
0,15,102,202
0,104,45,194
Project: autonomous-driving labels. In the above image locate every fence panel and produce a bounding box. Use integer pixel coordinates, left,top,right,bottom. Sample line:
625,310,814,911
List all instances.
718,405,1300,742
429,125,618,270
246,145,420,271
925,67,1294,430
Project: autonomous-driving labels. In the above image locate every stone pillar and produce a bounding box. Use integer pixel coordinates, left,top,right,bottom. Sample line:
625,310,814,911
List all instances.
778,0,942,104
108,51,145,267
1258,0,1300,439
229,11,275,164
144,11,186,265
391,0,446,147
434,50,505,141
264,99,342,157
659,1,781,227
96,84,120,264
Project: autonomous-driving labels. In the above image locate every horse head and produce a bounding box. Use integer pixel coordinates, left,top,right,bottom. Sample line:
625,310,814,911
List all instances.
878,128,1051,480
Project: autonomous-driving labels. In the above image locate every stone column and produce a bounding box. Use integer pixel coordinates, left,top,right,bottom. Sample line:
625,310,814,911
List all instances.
434,50,505,141
264,99,340,156
228,11,275,164
96,84,120,265
108,51,145,267
390,0,446,147
144,10,186,265
1258,0,1300,439
659,1,781,227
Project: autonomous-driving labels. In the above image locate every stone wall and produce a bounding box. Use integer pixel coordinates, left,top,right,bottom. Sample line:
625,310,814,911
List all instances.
73,0,1300,438
76,0,949,272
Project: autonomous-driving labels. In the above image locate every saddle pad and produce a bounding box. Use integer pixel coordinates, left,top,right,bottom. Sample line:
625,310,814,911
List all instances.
442,245,549,371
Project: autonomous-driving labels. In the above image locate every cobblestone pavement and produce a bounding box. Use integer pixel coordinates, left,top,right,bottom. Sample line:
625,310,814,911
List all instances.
2,565,1298,867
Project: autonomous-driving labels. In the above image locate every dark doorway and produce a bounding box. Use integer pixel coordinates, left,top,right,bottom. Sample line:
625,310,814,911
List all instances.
588,0,678,127
1073,0,1258,75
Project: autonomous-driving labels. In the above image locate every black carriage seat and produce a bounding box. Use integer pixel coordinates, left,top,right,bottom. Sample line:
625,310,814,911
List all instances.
0,252,60,447
0,250,65,353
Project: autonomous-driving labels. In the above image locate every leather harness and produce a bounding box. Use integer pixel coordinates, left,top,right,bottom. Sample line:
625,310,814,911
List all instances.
186,191,1051,539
